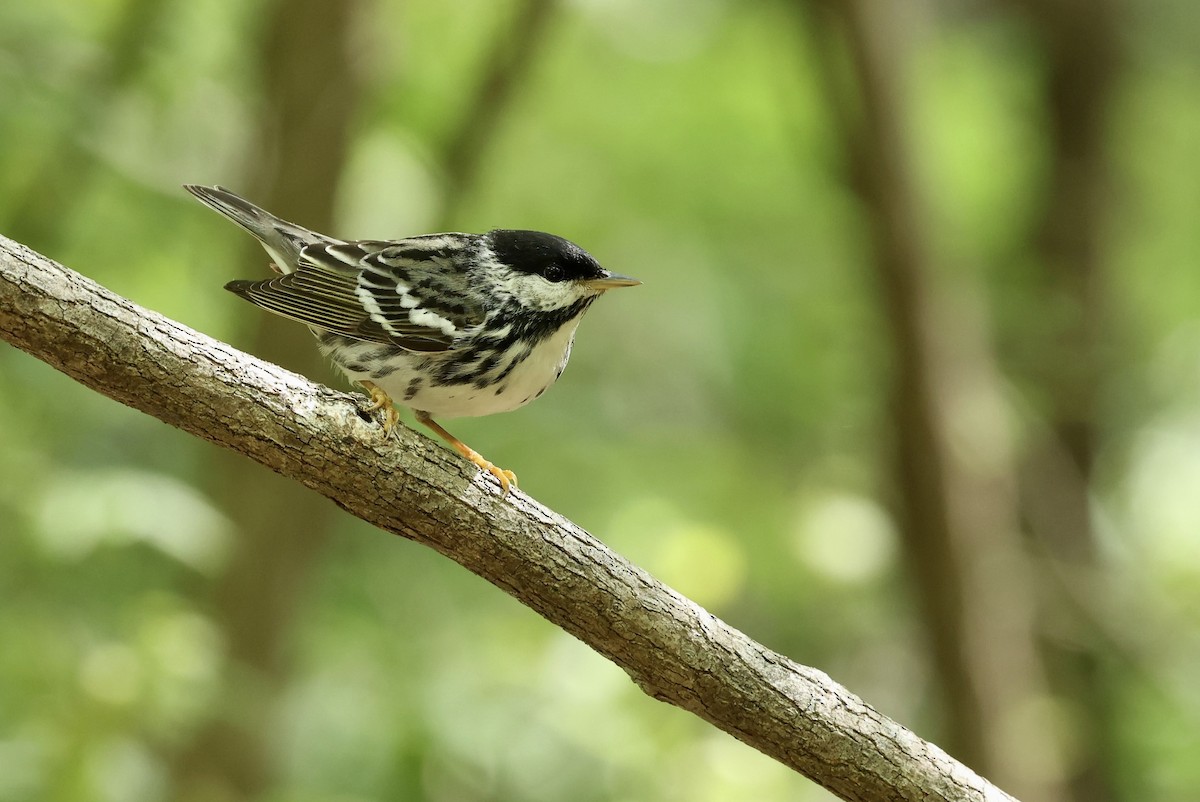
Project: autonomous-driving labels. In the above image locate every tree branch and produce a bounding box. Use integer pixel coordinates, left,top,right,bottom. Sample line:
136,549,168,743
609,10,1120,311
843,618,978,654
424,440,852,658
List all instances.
0,234,1018,802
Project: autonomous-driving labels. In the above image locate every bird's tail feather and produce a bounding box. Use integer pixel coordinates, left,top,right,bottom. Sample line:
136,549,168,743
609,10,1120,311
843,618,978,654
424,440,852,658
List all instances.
184,184,324,272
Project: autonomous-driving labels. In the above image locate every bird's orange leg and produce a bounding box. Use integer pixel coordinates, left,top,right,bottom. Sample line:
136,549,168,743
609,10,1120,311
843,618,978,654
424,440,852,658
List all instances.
415,410,517,495
358,381,399,435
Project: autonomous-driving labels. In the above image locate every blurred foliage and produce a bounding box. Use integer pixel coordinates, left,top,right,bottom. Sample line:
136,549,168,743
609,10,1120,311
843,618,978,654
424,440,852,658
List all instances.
2,0,1200,801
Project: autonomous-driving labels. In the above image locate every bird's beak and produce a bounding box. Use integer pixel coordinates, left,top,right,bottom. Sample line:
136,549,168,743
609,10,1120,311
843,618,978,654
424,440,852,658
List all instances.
582,271,641,290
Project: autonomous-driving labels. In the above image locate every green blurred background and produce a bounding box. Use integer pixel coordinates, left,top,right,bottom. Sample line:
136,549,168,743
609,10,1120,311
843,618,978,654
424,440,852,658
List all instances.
2,0,1199,800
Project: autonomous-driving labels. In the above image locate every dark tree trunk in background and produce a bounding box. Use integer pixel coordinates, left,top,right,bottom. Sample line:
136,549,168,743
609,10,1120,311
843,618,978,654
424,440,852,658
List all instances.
801,2,1067,800
169,0,364,798
168,0,563,797
436,0,558,226
1009,1,1123,800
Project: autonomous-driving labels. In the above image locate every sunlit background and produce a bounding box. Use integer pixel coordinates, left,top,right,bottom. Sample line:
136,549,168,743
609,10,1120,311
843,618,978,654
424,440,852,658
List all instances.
2,0,1199,801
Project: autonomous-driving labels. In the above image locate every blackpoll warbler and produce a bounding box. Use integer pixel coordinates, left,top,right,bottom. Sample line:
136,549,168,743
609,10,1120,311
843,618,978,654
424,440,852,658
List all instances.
185,185,639,494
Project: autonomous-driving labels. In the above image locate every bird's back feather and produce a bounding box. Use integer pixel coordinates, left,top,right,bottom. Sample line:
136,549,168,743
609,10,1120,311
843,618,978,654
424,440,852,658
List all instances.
221,234,488,353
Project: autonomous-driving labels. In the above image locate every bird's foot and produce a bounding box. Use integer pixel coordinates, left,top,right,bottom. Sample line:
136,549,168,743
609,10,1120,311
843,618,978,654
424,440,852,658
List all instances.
415,411,517,495
460,448,519,496
359,381,399,436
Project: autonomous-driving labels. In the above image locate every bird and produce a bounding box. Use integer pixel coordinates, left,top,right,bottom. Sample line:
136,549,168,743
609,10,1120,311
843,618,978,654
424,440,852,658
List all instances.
184,185,639,494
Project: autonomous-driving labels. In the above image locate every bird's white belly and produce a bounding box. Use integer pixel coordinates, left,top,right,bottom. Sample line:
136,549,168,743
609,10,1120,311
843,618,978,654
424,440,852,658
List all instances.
334,319,580,420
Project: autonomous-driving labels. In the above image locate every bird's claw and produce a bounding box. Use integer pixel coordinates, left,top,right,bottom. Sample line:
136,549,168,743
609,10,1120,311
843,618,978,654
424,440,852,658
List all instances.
359,381,399,436
486,463,519,496
414,410,517,496
463,449,518,495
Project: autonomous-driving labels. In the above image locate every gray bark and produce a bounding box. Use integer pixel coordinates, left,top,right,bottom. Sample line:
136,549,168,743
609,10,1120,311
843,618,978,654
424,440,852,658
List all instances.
0,233,1019,802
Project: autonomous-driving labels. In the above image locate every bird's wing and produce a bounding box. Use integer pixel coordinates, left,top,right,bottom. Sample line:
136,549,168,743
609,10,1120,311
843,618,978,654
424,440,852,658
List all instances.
225,237,486,352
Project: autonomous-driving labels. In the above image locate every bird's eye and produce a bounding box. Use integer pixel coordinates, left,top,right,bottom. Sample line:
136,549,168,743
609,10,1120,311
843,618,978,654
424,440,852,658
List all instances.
543,264,565,282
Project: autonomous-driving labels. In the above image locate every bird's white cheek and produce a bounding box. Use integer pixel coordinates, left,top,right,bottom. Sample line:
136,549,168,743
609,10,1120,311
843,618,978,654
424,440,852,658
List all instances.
542,287,581,311
504,274,575,311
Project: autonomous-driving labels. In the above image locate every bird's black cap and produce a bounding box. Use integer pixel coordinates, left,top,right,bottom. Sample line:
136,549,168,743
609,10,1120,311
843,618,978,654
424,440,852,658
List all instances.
487,230,605,283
